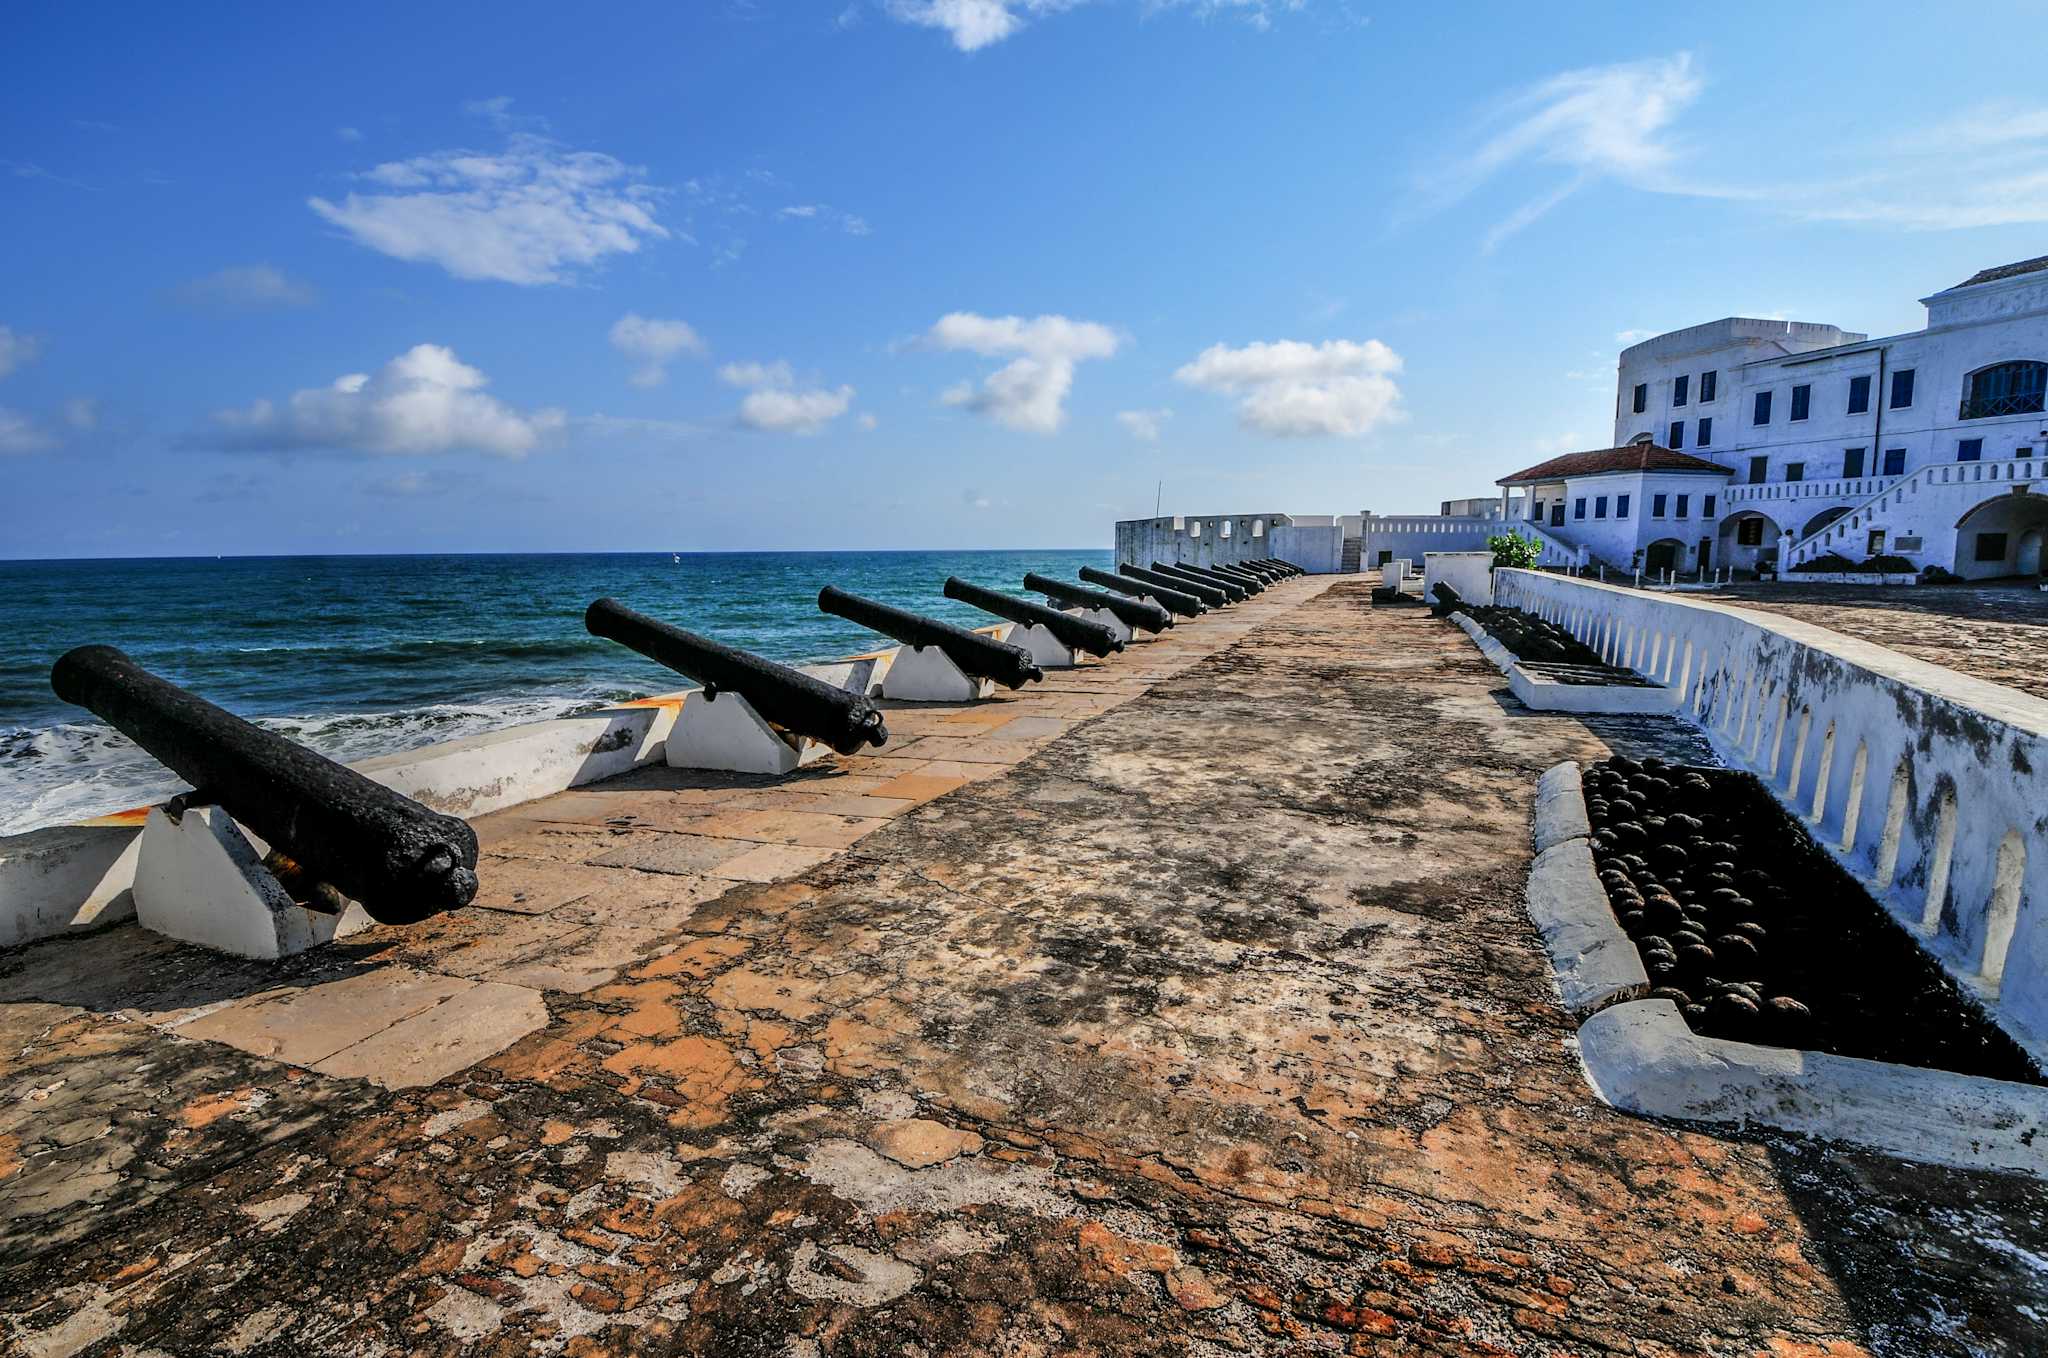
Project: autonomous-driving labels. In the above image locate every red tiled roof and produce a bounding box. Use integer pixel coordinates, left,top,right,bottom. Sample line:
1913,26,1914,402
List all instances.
1496,444,1731,485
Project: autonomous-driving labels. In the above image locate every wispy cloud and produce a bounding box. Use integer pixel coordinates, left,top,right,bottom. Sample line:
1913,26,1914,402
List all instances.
881,0,1305,50
0,408,55,454
609,313,707,387
309,126,667,286
927,312,1120,433
171,264,318,310
0,326,43,379
1116,407,1172,441
720,361,855,435
1173,338,1402,437
1414,53,1702,252
202,344,566,457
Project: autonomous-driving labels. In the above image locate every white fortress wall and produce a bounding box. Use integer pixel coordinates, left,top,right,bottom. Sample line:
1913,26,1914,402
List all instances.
1493,568,2048,1059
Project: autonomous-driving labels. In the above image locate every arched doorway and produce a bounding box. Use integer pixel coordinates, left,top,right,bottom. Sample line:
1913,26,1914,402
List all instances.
1644,538,1685,575
1954,490,2048,580
1800,506,1852,539
1718,511,1782,575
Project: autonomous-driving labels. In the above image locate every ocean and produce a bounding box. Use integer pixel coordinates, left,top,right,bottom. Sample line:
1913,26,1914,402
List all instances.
0,549,1114,836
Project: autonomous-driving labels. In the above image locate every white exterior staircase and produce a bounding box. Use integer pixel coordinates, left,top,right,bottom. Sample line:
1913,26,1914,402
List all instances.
1781,454,2045,568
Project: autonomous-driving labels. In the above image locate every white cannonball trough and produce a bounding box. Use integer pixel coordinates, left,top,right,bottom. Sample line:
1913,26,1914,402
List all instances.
1524,760,2048,1175
1449,611,1671,716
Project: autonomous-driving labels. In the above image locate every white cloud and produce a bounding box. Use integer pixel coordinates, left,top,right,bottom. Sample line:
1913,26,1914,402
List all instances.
884,0,1301,49
1416,53,1702,251
1116,407,1171,441
309,132,667,285
609,313,706,387
204,344,565,457
0,325,43,378
925,311,1120,433
1614,328,1656,345
857,412,879,431
1173,338,1403,438
963,488,992,509
0,408,55,454
337,126,363,143
720,360,855,435
779,204,819,219
63,397,99,430
173,264,318,310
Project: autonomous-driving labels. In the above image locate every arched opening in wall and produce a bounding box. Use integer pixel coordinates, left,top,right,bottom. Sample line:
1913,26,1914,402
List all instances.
1918,792,1959,935
1189,521,1204,539
1644,538,1685,576
1838,740,1870,852
1981,830,2028,989
1874,760,1911,888
1801,506,1851,540
1251,519,1266,538
1785,708,1814,792
1767,692,1791,776
1960,359,2047,420
1953,490,2048,581
1809,720,1837,821
1220,519,1233,538
1718,511,1783,575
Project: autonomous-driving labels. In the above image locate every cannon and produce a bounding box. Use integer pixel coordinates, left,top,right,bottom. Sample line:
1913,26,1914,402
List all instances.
942,577,1123,659
1079,565,1206,618
1236,559,1285,581
1023,573,1172,634
1189,562,1265,593
1256,558,1301,577
1120,563,1227,609
819,586,1043,694
50,644,478,926
1217,561,1276,586
1431,581,1467,616
585,598,889,760
1153,562,1246,603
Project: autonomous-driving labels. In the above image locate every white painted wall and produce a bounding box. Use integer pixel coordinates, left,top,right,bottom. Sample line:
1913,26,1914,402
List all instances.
1494,569,2048,1063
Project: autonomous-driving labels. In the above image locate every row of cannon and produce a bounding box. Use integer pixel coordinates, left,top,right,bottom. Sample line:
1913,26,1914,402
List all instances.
47,557,1300,930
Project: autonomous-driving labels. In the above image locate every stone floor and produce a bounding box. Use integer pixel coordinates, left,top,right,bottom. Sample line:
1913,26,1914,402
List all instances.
1705,581,2048,702
2,576,2046,1356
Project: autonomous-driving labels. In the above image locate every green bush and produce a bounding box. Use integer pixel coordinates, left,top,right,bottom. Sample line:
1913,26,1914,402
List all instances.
1487,531,1541,570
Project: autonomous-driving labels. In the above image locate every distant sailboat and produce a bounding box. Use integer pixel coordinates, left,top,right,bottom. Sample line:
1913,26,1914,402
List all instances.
672,554,680,564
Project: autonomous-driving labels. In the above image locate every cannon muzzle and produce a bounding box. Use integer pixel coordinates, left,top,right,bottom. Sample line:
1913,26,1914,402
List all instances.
1079,566,1204,618
1023,573,1172,633
941,578,1123,658
818,586,1042,688
586,599,887,755
1180,561,1265,594
50,644,478,925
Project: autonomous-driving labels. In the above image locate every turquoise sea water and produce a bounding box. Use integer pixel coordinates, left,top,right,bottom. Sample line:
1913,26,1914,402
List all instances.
0,549,1112,834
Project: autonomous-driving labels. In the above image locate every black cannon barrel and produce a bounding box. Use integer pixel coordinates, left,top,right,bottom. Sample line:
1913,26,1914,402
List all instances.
585,598,888,756
1153,561,1246,603
1121,563,1227,609
819,586,1042,688
1079,565,1205,618
941,578,1124,658
1226,560,1281,583
50,645,478,926
1261,558,1303,576
1023,573,1172,634
1193,562,1266,593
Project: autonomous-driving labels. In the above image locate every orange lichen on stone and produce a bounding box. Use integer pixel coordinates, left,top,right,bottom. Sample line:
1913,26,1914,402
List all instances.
175,1086,259,1129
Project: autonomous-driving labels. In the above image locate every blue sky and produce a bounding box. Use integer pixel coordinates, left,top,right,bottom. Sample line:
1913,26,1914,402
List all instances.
6,1,2048,558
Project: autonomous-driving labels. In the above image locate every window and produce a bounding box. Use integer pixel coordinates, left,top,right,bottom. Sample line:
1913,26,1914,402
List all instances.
1748,455,1769,484
1703,495,1717,518
1883,447,1906,475
1616,494,1631,518
1737,518,1765,547
1700,370,1717,402
1668,420,1684,449
1673,374,1689,407
1697,417,1712,446
1532,499,1544,520
1890,368,1915,409
1843,447,1865,478
1976,533,2010,563
1753,390,1773,425
1652,493,1668,518
1594,496,1608,519
1786,462,1805,482
1790,384,1811,421
1632,383,1647,414
1961,361,2047,419
1847,374,1871,415
1675,494,1690,518
1959,438,1984,462
1574,497,1587,520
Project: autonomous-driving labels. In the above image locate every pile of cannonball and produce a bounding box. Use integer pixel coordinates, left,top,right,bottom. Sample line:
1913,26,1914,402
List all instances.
1582,756,1815,1041
1469,606,1604,667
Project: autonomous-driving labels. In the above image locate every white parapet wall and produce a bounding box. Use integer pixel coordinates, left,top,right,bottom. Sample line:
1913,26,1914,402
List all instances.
1492,567,2048,1061
1422,551,1495,606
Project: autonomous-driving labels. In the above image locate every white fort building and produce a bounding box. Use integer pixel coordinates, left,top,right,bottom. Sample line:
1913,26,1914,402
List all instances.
1494,255,2048,580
